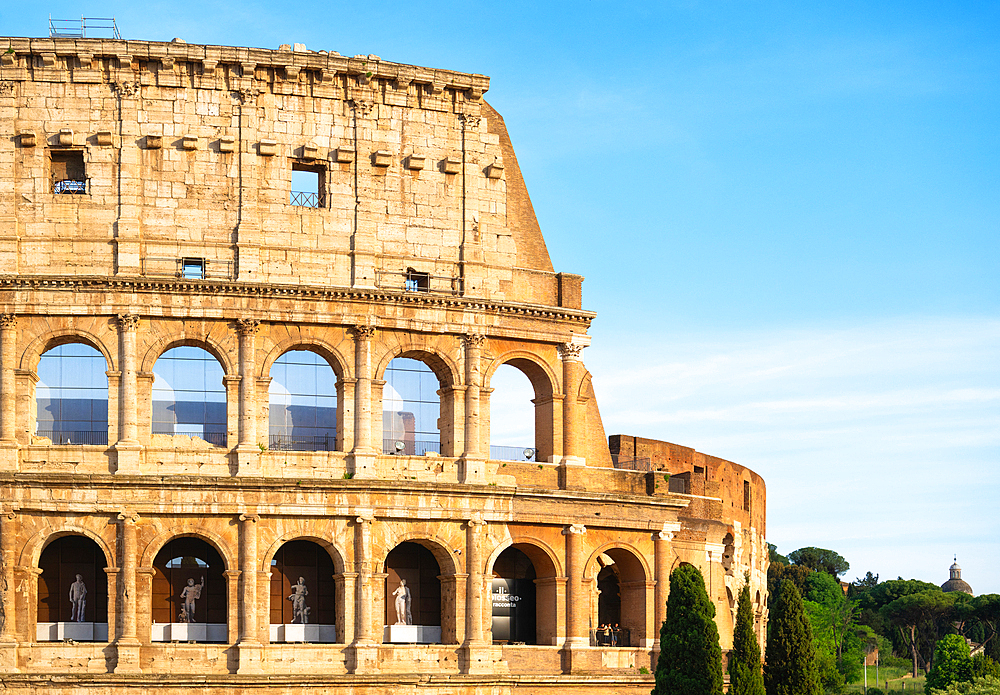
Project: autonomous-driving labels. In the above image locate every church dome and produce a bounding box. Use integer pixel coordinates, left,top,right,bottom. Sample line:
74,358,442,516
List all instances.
941,559,974,595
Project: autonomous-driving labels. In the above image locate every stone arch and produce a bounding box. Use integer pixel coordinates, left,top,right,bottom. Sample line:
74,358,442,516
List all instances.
139,334,234,377
484,350,560,464
485,536,562,646
20,328,115,373
139,526,234,570
33,530,114,639
260,533,347,576
20,525,115,570
259,338,349,381
373,342,461,388
379,532,459,577
586,543,650,648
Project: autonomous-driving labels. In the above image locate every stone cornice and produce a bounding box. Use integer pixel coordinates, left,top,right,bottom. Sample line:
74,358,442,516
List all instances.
0,275,596,326
0,36,490,98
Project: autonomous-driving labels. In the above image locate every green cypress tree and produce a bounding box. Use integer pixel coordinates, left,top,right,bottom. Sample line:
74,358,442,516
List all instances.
729,581,765,695
764,579,820,695
652,564,723,695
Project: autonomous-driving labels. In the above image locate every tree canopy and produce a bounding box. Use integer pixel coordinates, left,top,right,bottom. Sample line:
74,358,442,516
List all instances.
787,547,850,578
653,564,723,695
926,633,974,693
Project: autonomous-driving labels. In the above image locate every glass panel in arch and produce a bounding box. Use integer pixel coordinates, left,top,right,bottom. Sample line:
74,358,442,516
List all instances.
382,358,440,455
268,351,337,451
151,346,227,446
35,344,108,445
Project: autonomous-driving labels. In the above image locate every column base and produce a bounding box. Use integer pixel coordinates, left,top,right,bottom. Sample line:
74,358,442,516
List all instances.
460,640,500,674
0,440,17,472
113,639,142,673
235,641,265,673
560,637,591,674
113,441,142,475
348,451,378,479
235,446,262,476
348,642,379,673
458,457,486,485
0,641,18,672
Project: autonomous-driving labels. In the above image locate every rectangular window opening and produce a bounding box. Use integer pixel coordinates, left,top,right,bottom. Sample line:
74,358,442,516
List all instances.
290,162,325,208
744,480,751,513
405,268,430,292
51,150,87,194
181,257,206,279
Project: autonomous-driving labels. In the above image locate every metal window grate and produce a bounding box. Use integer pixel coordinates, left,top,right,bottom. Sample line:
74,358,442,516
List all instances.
54,180,87,194
290,191,324,208
268,434,336,452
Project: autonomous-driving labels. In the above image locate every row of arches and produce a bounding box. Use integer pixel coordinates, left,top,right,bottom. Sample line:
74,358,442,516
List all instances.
29,531,651,647
34,342,541,459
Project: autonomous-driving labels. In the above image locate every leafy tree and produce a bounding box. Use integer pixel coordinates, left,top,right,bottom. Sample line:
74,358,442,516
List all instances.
769,543,789,565
653,564,723,695
973,596,1000,660
926,634,973,693
972,655,1000,681
729,581,765,695
926,676,1000,695
769,561,813,603
804,570,866,689
765,579,820,695
788,547,850,578
858,579,945,662
882,590,957,677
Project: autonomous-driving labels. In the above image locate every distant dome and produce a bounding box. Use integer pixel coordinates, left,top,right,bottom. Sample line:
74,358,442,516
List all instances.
941,559,974,595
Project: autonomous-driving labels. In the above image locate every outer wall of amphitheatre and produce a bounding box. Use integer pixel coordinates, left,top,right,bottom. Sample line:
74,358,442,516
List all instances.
0,37,768,694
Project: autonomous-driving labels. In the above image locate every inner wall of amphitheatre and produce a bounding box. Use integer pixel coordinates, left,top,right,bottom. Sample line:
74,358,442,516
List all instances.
0,36,768,694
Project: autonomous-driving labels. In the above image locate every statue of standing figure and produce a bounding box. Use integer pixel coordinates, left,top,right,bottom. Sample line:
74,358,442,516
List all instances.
287,576,310,624
69,574,87,622
179,576,205,623
392,578,412,625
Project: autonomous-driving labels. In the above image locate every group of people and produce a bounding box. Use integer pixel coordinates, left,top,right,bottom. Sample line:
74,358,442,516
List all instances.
596,622,623,647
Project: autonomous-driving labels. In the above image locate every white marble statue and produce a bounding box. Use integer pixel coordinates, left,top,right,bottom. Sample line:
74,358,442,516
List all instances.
392,579,412,625
69,574,87,622
287,576,310,624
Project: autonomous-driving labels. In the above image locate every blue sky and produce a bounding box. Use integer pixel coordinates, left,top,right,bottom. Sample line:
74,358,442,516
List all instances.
6,1,998,592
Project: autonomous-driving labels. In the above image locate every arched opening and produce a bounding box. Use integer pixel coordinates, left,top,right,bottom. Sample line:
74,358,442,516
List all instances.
36,535,109,641
384,541,441,644
487,364,536,462
268,350,338,451
35,343,108,445
151,537,227,642
589,548,647,647
382,358,441,456
269,540,337,642
151,346,227,447
491,547,537,644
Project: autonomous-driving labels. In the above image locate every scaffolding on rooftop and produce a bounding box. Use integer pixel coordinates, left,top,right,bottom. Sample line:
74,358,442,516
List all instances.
48,15,121,40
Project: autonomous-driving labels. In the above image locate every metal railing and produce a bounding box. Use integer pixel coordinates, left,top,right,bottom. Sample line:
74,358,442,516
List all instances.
375,270,462,296
49,16,121,39
269,434,336,452
34,430,108,446
54,179,87,195
383,438,440,456
489,445,536,462
290,191,324,208
151,428,227,447
593,627,631,647
142,257,234,281
610,456,653,472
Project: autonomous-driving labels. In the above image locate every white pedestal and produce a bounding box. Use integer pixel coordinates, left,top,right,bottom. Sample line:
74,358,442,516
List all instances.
384,624,442,644
36,622,107,641
270,624,335,642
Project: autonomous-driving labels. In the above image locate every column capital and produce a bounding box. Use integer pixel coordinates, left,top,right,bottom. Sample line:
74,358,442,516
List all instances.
236,318,260,336
558,343,585,362
466,513,487,529
116,314,140,332
350,325,377,341
463,333,486,349
239,513,260,523
0,314,16,330
355,514,374,525
460,113,482,131
562,524,587,536
117,510,140,524
1,505,15,520
351,98,375,118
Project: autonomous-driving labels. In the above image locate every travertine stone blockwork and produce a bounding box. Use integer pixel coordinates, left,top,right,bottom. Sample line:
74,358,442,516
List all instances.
0,37,767,695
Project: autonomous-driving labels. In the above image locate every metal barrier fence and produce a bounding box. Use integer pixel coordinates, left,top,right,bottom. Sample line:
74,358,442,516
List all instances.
489,445,536,462
34,430,109,445
269,434,336,452
610,456,653,471
290,190,325,208
54,180,87,194
593,627,631,647
383,439,441,456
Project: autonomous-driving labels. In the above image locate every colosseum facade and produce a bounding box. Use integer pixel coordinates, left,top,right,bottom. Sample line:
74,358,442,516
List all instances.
0,36,768,694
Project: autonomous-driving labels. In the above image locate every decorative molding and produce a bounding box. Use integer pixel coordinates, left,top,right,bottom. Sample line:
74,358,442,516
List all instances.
0,314,16,330
0,276,596,326
236,318,260,336
116,314,140,332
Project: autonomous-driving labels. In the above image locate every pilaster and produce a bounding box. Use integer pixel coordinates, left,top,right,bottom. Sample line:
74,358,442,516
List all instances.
113,314,142,474
114,511,141,673
235,319,262,476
